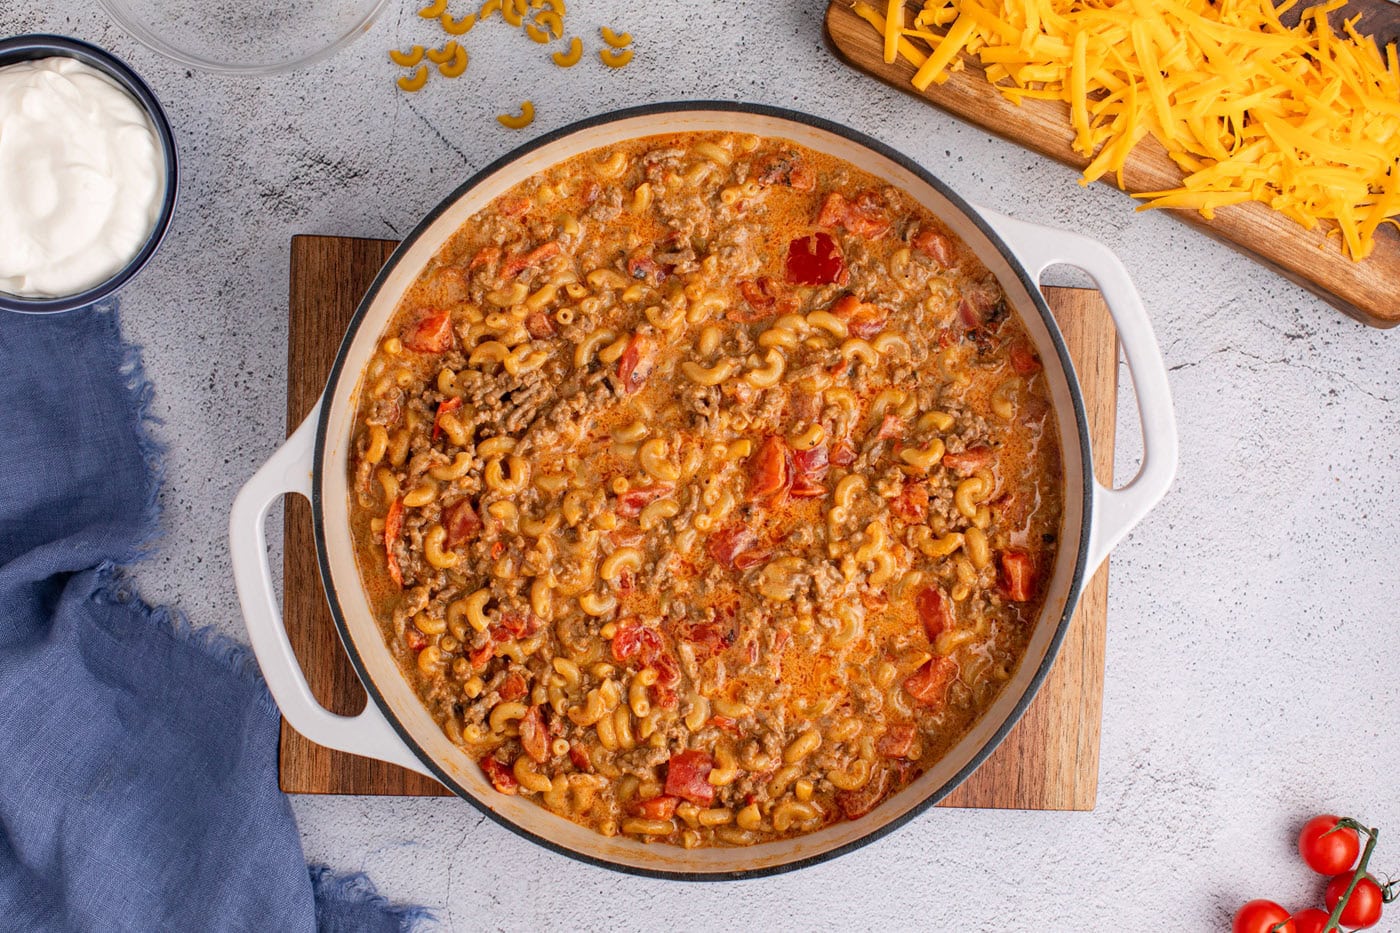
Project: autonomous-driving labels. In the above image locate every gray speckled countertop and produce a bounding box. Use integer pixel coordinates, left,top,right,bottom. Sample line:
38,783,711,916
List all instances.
7,2,1399,929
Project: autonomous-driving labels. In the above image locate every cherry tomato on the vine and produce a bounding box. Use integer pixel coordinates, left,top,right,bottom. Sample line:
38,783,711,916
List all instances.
1324,873,1384,929
1289,908,1330,933
1233,900,1296,933
1298,815,1361,875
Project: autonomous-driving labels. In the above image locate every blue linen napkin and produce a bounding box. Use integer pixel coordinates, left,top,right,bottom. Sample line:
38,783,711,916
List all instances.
0,302,431,932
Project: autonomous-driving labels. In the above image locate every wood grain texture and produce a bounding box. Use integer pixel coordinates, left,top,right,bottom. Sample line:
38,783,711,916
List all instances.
825,0,1400,328
281,234,450,797
279,235,1115,810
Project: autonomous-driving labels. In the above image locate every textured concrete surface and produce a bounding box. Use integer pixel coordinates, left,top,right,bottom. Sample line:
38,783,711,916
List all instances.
7,2,1399,929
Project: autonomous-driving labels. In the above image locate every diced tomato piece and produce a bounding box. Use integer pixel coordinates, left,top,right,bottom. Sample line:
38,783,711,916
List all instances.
747,435,791,501
634,795,680,820
732,547,771,571
480,756,519,794
610,618,680,688
707,524,759,570
828,292,859,316
497,196,531,219
959,299,982,330
616,483,673,517
519,706,548,763
790,443,829,498
498,671,527,702
664,750,715,806
384,497,404,587
877,412,904,440
846,190,891,238
816,191,849,228
525,310,556,339
442,498,482,548
911,227,953,266
830,440,857,467
1001,549,1035,602
785,232,846,286
401,310,453,353
836,765,892,820
617,334,654,394
651,652,680,688
792,442,829,480
847,306,887,339
877,723,918,759
916,586,953,642
1010,342,1042,375
611,619,663,665
708,715,739,734
468,246,500,271
891,482,929,523
431,397,462,441
468,641,493,670
787,163,816,191
942,446,992,476
568,742,592,772
904,657,959,706
680,622,733,659
500,240,561,279
739,277,775,310
615,569,636,597
730,277,781,322
497,611,536,639
816,190,890,238
405,628,428,651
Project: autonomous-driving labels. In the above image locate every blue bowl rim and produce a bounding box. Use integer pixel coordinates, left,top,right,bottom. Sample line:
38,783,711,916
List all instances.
0,33,179,314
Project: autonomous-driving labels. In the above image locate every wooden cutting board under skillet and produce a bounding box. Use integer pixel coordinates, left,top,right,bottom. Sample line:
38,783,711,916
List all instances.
824,0,1400,328
277,234,1117,810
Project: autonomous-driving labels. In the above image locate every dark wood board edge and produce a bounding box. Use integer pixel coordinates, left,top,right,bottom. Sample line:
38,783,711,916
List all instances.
279,234,452,797
823,1,1400,329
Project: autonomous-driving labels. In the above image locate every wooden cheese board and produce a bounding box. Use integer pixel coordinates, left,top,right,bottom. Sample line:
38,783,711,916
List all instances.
278,233,1117,810
824,0,1400,328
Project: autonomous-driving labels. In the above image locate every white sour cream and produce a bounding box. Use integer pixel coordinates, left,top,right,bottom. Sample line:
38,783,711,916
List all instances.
0,57,165,298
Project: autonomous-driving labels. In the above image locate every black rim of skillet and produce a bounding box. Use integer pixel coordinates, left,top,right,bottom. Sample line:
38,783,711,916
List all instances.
0,34,179,315
310,100,1094,881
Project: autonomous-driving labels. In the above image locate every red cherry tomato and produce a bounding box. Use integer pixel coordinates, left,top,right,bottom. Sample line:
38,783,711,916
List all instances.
1232,900,1295,933
1298,816,1361,875
1325,874,1384,929
1290,908,1330,933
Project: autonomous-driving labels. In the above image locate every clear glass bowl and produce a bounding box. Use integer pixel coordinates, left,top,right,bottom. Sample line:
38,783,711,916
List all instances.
95,0,391,74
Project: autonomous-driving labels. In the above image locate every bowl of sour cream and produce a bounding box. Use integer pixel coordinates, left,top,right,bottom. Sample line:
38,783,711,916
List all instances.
0,34,177,313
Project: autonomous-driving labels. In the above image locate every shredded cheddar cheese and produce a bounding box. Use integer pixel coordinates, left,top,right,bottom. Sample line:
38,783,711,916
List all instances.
855,0,1400,259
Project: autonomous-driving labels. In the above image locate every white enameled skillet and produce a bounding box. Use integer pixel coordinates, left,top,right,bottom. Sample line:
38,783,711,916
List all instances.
230,103,1178,879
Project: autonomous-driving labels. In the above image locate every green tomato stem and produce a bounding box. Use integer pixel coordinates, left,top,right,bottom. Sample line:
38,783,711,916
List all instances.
1323,824,1379,933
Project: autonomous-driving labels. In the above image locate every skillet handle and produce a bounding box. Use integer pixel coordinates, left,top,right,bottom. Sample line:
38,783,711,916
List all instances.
976,208,1179,574
229,406,432,777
